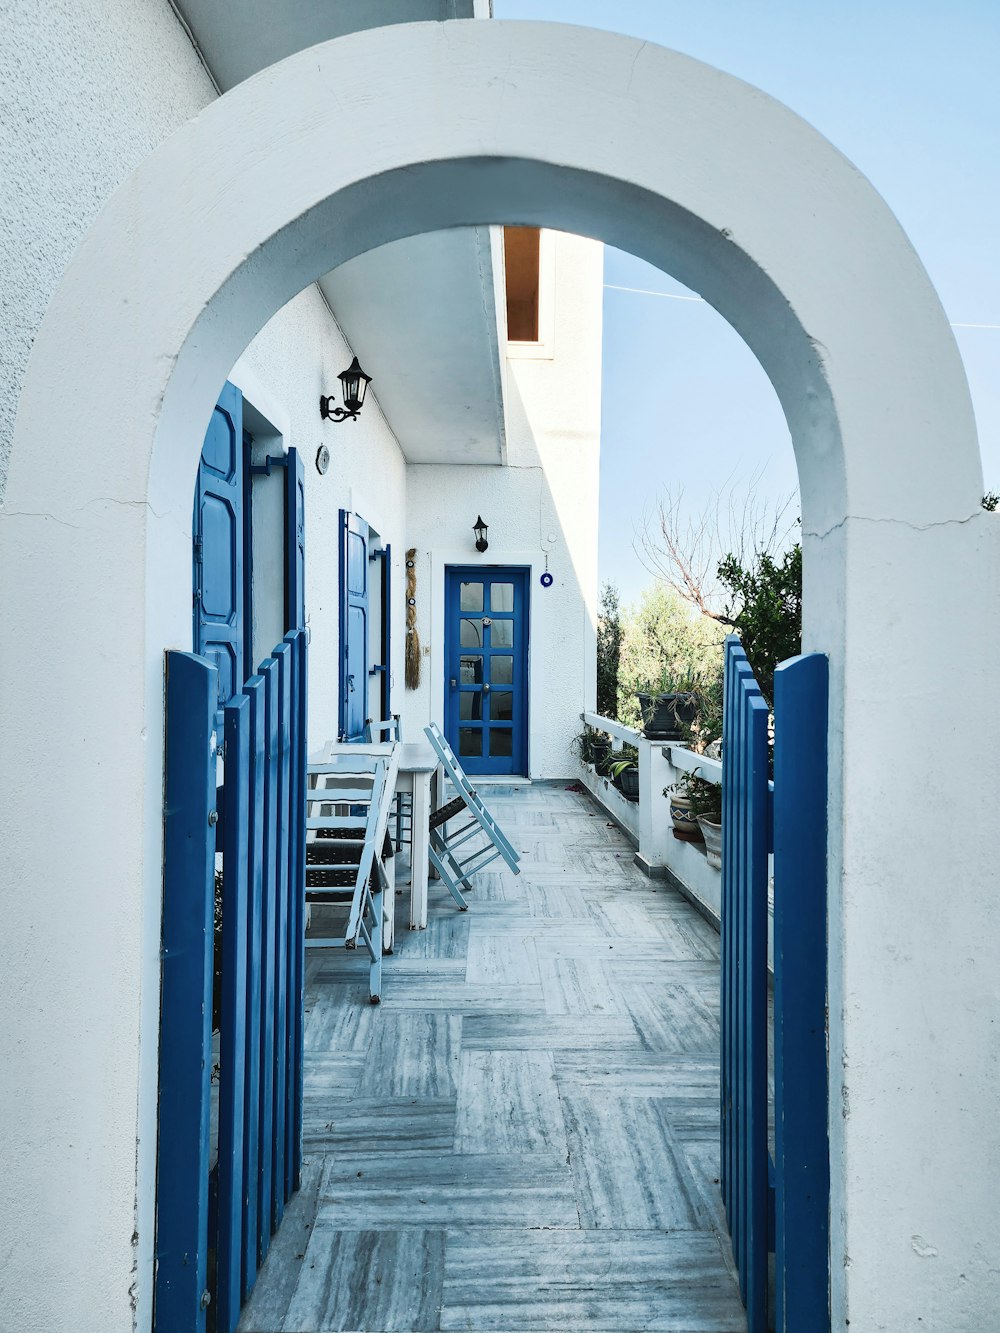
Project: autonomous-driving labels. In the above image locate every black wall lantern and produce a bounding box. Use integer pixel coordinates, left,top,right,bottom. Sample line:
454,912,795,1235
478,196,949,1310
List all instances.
473,515,489,553
320,355,372,422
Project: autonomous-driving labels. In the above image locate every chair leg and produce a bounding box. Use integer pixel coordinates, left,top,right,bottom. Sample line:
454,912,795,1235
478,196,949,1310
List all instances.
427,843,470,910
368,881,383,1004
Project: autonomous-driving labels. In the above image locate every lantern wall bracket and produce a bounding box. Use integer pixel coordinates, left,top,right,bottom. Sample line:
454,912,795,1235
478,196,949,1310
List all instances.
319,397,361,423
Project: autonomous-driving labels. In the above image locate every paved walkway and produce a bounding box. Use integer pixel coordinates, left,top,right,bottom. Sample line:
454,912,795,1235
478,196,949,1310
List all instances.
240,781,746,1333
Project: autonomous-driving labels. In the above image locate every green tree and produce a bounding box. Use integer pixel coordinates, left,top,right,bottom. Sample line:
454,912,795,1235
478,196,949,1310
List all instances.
616,584,725,728
596,581,623,720
717,543,802,704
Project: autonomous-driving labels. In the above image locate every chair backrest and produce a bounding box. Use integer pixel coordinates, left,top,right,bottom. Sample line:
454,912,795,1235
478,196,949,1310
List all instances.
364,715,402,742
423,722,521,869
424,722,477,801
307,742,400,830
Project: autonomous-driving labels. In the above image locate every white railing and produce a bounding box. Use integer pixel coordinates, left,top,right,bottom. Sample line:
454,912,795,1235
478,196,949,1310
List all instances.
581,710,641,748
664,743,722,784
577,712,724,922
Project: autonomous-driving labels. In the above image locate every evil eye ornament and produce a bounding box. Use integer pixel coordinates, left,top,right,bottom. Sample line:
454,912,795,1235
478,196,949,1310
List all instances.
540,572,554,588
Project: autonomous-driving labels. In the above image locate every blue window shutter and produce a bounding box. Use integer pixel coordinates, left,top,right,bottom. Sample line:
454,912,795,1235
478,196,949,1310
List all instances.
381,543,391,720
284,447,305,632
193,381,244,710
338,510,369,741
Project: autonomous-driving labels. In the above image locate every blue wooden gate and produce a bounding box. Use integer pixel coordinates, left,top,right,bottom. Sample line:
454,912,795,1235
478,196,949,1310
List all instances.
720,635,830,1332
157,629,307,1333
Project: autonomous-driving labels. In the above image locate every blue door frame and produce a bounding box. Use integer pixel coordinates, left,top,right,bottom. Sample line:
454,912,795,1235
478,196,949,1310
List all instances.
444,566,529,776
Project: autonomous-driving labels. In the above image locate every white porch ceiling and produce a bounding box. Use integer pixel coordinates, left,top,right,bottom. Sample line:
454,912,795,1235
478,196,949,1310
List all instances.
173,0,507,465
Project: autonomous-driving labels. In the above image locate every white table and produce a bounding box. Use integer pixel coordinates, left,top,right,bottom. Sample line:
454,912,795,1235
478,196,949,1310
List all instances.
395,741,443,930
309,739,442,930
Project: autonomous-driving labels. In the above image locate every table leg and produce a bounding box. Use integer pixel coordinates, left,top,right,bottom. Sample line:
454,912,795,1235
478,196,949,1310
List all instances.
428,763,442,881
409,772,431,930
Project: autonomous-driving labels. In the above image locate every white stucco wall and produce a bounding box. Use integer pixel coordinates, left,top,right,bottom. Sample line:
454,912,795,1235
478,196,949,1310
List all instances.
0,6,411,1329
403,232,603,776
0,0,216,499
2,19,998,1333
230,294,408,751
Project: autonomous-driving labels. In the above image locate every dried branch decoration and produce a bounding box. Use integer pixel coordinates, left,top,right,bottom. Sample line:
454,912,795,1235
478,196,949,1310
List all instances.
405,548,421,690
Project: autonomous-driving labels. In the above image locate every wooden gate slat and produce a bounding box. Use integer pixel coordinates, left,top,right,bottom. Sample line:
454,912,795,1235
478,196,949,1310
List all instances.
217,693,250,1333
773,653,830,1332
721,638,770,1333
257,656,279,1259
155,651,217,1333
290,629,308,1188
272,641,292,1229
241,676,265,1296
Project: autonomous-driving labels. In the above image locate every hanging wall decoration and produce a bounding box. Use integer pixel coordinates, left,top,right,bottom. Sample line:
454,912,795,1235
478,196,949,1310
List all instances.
405,548,421,689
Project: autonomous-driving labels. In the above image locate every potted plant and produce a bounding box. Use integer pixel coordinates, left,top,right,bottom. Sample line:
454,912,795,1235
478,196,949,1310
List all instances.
573,725,614,776
664,772,702,840
688,775,723,868
636,666,703,740
608,752,640,801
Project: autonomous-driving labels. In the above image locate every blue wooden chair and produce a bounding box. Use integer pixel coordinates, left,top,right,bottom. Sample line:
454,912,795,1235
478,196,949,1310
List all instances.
423,722,521,909
304,746,400,1003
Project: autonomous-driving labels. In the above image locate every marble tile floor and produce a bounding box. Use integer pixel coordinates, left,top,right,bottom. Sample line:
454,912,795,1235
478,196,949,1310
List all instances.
240,780,747,1333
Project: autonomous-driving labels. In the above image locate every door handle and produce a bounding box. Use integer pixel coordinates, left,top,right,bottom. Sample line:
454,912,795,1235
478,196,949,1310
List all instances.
483,684,491,693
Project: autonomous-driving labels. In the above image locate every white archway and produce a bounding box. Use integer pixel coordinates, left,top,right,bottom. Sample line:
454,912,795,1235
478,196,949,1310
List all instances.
1,20,997,1331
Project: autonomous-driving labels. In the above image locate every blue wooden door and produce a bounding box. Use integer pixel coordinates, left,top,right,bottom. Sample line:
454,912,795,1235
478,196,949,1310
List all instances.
194,382,244,711
339,510,369,740
444,567,528,776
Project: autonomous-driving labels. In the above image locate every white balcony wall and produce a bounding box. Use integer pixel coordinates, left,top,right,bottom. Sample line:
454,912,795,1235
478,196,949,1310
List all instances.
0,7,409,1328
403,232,603,776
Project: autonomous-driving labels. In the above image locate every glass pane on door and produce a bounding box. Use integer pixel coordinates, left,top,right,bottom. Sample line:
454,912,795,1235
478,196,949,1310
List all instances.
460,618,485,648
492,655,513,685
491,583,514,612
490,690,514,721
460,693,483,721
460,582,484,612
460,655,483,684
491,620,513,648
489,728,513,757
459,728,482,757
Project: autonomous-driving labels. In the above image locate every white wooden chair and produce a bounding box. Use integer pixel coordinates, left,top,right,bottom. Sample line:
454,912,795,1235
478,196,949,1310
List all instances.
364,716,411,851
305,745,400,1003
423,722,521,909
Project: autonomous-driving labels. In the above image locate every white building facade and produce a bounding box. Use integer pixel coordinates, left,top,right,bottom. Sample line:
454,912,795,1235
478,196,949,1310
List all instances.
1,7,601,1329
2,6,999,1333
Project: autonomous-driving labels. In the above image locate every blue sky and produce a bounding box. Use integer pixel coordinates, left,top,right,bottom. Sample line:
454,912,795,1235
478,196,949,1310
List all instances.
494,1,1000,601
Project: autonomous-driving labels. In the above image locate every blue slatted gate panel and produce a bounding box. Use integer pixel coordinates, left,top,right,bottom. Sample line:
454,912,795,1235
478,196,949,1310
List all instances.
156,628,307,1333
772,652,830,1332
720,635,830,1333
157,652,217,1333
